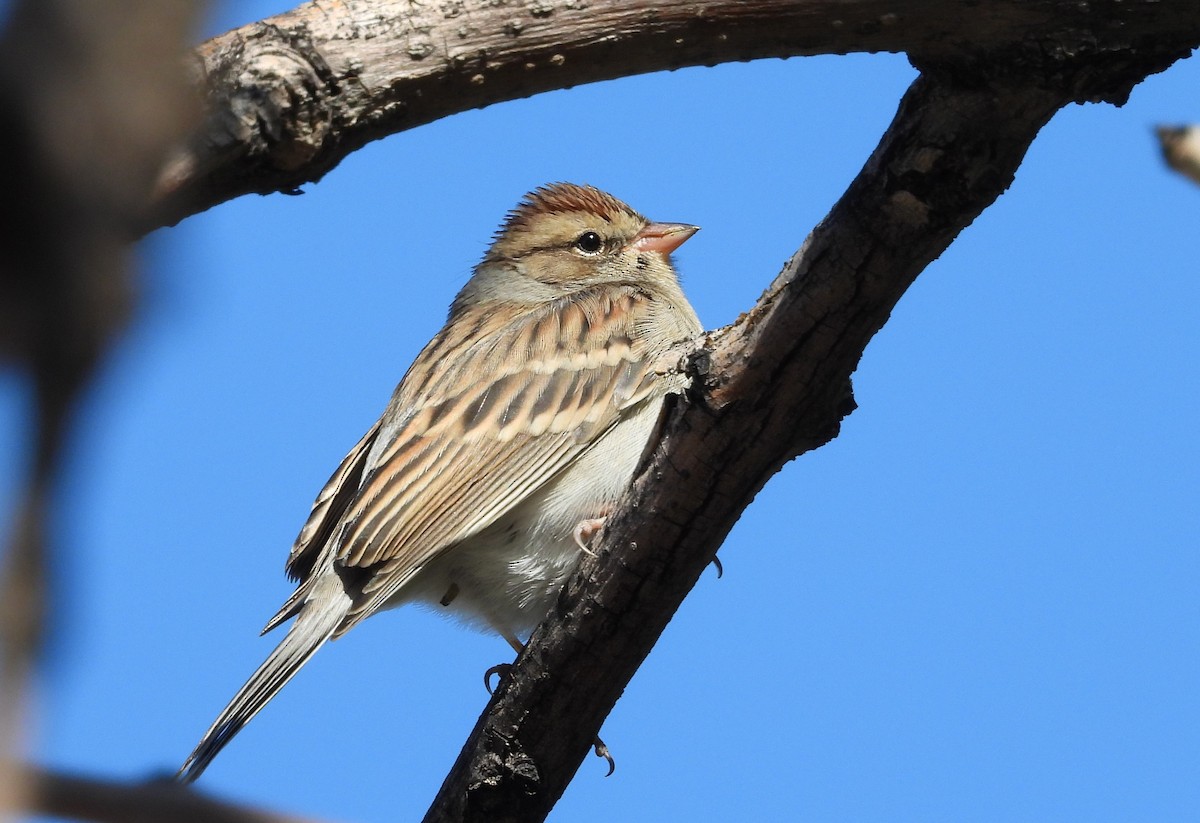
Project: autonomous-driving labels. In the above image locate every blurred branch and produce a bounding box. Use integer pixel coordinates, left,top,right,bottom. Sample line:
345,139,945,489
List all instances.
148,0,1200,229
0,0,200,815
1156,125,1200,186
9,762,335,823
422,41,1192,823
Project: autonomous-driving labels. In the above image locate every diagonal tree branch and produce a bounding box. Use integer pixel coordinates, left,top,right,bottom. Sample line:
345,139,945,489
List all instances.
420,42,1188,822
150,0,1200,229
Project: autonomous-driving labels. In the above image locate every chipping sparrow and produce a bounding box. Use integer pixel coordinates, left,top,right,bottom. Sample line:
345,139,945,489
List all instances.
178,183,703,782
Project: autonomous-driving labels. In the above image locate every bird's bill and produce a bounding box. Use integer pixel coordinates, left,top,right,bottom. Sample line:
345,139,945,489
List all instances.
630,222,699,254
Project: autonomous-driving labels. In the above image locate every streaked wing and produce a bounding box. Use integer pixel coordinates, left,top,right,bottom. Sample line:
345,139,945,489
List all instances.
284,419,382,583
320,286,663,633
261,419,383,635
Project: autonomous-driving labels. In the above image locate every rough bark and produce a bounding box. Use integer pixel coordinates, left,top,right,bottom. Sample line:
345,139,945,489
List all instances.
151,0,1200,228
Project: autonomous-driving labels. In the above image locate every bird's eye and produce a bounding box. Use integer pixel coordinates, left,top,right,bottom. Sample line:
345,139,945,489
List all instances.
574,231,603,254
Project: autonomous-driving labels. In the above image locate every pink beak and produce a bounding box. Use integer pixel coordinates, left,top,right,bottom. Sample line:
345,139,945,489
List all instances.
631,222,699,254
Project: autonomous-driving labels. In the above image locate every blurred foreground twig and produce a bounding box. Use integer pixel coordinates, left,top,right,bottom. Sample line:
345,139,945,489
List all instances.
0,0,200,814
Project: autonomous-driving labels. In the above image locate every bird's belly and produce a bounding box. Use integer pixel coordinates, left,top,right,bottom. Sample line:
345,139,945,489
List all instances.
400,398,664,640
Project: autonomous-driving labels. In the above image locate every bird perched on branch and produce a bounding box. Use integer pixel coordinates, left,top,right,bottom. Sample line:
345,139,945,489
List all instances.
178,182,703,781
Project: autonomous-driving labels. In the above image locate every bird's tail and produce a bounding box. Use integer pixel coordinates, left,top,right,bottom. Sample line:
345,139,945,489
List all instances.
177,573,350,783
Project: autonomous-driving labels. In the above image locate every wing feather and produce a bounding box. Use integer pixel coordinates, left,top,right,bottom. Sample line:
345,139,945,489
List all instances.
280,286,669,636
283,419,382,582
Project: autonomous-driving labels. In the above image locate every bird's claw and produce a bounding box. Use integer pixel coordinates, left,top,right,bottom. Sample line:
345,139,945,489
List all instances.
710,554,723,578
573,517,607,557
484,662,512,694
593,737,615,777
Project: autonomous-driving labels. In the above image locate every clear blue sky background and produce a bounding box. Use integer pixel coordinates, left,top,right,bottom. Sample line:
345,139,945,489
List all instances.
2,2,1197,821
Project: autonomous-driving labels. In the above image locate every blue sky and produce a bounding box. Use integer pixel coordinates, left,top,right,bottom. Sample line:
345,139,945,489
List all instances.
3,3,1198,822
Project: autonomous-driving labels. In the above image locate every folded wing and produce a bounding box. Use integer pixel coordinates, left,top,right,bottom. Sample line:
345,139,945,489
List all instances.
271,285,665,637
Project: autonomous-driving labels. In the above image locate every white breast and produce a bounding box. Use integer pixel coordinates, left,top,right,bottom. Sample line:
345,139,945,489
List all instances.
398,397,664,641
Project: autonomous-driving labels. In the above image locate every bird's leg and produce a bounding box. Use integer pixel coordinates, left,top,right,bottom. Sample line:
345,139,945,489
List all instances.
504,634,524,655
484,631,616,775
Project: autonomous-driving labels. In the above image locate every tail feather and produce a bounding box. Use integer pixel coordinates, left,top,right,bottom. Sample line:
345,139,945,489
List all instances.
177,574,350,783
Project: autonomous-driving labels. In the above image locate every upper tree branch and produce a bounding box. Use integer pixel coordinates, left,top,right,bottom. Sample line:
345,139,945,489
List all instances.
151,0,1200,228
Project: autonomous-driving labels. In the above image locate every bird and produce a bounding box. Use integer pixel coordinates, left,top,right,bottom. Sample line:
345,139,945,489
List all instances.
177,182,704,782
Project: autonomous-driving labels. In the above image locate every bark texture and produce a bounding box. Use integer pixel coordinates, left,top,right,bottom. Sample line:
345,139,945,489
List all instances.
152,0,1200,227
